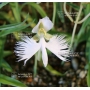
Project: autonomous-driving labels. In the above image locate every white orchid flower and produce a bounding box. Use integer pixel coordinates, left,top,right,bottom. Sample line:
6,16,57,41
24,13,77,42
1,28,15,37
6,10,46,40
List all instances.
14,16,70,67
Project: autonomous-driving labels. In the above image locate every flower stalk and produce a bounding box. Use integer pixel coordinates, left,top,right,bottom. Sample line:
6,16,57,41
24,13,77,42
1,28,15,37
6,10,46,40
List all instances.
69,3,83,50
33,54,38,77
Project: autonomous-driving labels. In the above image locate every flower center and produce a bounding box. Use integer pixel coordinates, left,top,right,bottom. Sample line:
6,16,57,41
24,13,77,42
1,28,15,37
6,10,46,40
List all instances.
38,23,46,37
38,28,46,35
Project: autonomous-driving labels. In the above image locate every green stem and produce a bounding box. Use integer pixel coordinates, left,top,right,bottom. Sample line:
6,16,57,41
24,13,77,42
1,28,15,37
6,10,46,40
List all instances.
33,54,38,77
52,2,56,29
64,2,73,22
77,12,90,24
69,3,83,50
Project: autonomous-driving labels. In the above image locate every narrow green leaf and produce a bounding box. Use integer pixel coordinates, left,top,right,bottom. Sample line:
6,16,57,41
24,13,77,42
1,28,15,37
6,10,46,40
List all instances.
21,12,36,28
0,13,29,30
67,2,79,11
10,2,21,23
0,15,34,37
46,64,63,76
0,11,15,23
77,4,90,52
84,4,90,87
87,63,90,87
0,23,22,30
0,24,29,37
75,5,90,49
0,37,6,86
28,2,47,17
0,59,13,72
20,2,28,11
56,2,65,23
0,2,9,9
0,74,26,87
86,33,90,63
0,23,21,30
78,4,90,39
0,37,6,67
39,60,63,76
84,4,90,15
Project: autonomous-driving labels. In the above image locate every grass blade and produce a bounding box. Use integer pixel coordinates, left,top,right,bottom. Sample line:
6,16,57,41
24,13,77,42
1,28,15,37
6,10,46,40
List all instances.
0,59,13,72
0,2,9,9
0,74,26,87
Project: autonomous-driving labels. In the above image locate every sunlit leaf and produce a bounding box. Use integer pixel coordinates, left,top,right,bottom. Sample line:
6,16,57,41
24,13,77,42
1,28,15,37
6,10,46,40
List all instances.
0,74,26,87
0,15,35,37
46,64,63,76
0,23,21,30
0,13,29,30
39,60,63,76
0,2,9,9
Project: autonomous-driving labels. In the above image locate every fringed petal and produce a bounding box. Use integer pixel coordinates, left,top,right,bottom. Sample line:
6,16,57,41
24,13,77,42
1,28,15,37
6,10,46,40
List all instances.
14,36,40,66
46,35,70,61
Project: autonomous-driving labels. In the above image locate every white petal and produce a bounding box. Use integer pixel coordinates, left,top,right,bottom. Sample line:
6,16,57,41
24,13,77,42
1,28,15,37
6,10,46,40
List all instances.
40,37,48,67
32,16,53,33
46,35,70,61
14,36,40,65
40,17,53,32
32,20,40,33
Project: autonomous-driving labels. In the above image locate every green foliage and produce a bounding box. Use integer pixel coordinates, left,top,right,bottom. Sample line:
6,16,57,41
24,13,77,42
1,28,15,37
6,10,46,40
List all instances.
67,2,79,11
10,2,21,22
46,64,63,76
28,2,47,17
0,2,9,9
0,59,13,72
39,60,63,76
0,14,34,37
56,2,65,23
0,37,6,66
0,74,26,87
87,63,90,87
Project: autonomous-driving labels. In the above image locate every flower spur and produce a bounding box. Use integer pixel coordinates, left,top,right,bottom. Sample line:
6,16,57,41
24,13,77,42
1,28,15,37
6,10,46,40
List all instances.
14,16,70,67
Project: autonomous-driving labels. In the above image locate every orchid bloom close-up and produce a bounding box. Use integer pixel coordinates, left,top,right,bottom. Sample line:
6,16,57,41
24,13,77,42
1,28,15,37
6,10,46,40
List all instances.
14,16,70,67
